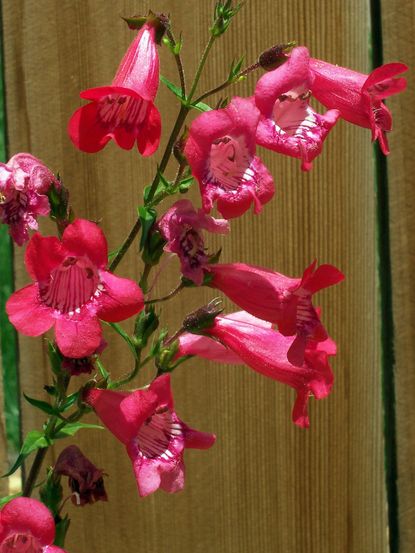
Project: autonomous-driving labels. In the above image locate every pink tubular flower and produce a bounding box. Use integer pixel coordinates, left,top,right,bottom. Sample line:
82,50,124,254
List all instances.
255,47,340,171
201,315,336,428
0,497,67,553
309,58,408,154
6,219,144,358
0,153,57,246
184,97,275,219
208,260,344,366
177,311,272,364
85,374,215,497
157,199,229,285
68,23,161,155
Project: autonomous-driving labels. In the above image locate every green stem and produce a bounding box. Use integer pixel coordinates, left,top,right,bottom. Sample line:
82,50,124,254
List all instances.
187,34,216,102
193,61,260,105
108,218,142,272
109,354,152,390
145,282,184,304
166,29,186,98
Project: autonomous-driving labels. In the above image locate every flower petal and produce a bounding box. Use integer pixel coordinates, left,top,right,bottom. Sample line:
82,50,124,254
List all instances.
55,311,102,358
0,497,55,546
136,102,161,156
62,219,108,269
96,271,144,322
6,284,55,336
68,101,112,153
25,233,65,282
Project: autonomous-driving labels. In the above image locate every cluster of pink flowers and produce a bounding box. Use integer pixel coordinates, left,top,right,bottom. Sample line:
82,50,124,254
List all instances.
0,9,407,548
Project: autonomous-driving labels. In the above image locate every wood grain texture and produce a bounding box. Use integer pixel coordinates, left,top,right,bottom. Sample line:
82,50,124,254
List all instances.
381,2,415,551
2,1,388,552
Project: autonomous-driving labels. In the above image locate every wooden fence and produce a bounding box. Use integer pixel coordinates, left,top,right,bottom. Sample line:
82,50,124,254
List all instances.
0,1,413,552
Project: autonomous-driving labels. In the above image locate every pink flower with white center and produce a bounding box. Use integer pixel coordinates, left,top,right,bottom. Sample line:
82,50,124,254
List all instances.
184,97,275,219
157,199,229,285
0,153,57,246
309,58,408,154
177,311,272,364
85,374,215,497
0,497,67,553
199,315,336,428
208,260,344,366
6,219,144,358
255,47,340,171
68,22,161,155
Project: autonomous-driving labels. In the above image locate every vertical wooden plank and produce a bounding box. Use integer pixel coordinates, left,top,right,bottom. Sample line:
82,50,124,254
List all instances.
381,2,415,552
0,349,9,497
2,1,388,552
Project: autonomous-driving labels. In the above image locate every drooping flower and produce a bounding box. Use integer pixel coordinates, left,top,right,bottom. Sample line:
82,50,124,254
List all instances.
208,260,344,366
157,199,229,285
0,153,58,245
0,497,67,553
254,47,340,171
68,22,161,155
199,315,336,428
184,97,275,219
6,219,144,358
54,445,108,506
85,374,215,497
309,58,408,154
177,311,272,364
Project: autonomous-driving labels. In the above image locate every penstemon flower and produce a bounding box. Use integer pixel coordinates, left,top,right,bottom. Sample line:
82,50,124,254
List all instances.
6,219,144,358
184,97,275,219
85,374,215,497
157,199,229,285
0,497,68,553
195,314,336,428
0,153,57,246
54,445,108,506
254,46,340,171
68,21,161,155
309,58,408,154
207,260,344,365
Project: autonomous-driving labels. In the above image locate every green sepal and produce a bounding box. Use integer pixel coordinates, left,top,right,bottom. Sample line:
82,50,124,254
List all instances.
54,516,71,547
211,0,243,37
40,468,63,517
181,271,214,288
228,56,244,81
141,230,166,266
137,205,157,251
178,176,194,193
156,340,180,373
60,391,80,412
134,307,159,349
191,100,212,112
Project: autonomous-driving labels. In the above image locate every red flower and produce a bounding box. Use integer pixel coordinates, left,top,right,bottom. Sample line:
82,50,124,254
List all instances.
85,375,215,497
6,219,144,358
309,58,408,154
0,497,67,552
201,314,336,428
208,260,344,366
68,23,161,155
184,97,275,219
255,47,339,171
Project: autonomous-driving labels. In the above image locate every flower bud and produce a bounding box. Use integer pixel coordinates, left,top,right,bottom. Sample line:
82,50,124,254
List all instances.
183,298,223,333
258,42,295,71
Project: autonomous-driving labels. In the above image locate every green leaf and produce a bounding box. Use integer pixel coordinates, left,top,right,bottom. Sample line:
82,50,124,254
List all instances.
54,422,104,440
160,74,185,101
107,322,138,358
54,516,71,547
178,176,194,193
0,492,22,507
191,100,212,112
137,205,157,251
3,430,50,477
23,393,58,416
